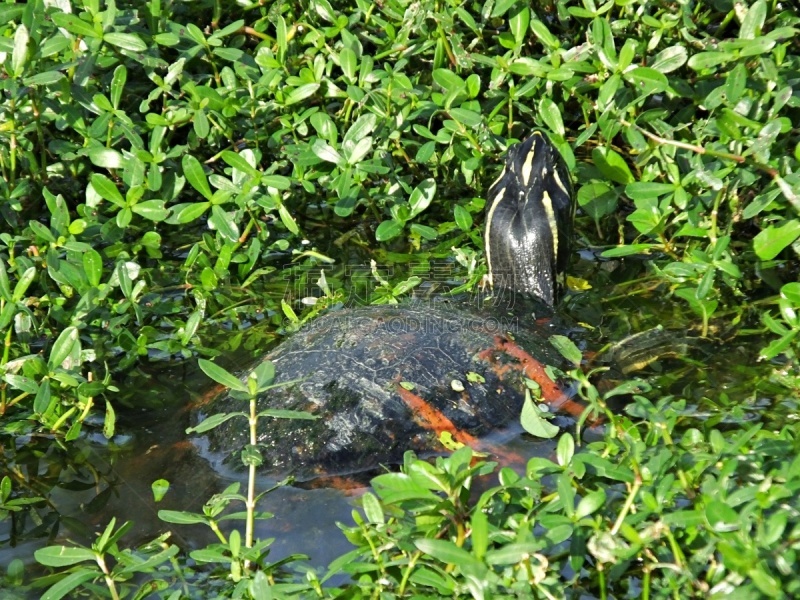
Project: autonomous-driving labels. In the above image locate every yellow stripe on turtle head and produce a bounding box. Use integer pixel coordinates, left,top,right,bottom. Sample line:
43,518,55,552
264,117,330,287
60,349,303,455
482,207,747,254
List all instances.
541,190,559,260
521,144,536,187
484,185,506,288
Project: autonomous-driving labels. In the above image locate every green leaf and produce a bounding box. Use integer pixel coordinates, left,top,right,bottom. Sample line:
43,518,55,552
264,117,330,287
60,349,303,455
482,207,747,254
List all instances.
448,107,482,128
278,204,299,235
530,19,558,49
89,148,125,170
577,182,618,220
152,479,170,502
490,0,517,18
454,205,473,231
432,69,465,91
49,326,79,371
258,409,318,420
4,374,38,395
649,45,687,73
12,266,37,302
132,199,168,221
705,499,740,532
198,359,247,392
687,51,735,71
409,179,436,217
625,182,676,199
312,139,345,166
221,150,260,178
209,205,240,242
35,546,96,567
781,282,800,306
625,67,668,95
186,411,246,434
470,510,488,560
0,262,10,302
182,155,213,201
158,510,209,525
409,224,437,240
485,542,542,565
343,113,377,146
262,175,291,190
573,454,635,482
104,32,147,52
753,220,800,260
601,244,658,257
24,71,66,86
40,569,97,600
347,137,373,164
725,62,747,104
538,97,565,137
739,0,766,39
119,544,179,575
182,311,201,346
12,24,29,78
375,220,404,241
51,12,99,39
251,360,276,390
340,47,357,81
557,432,574,466
509,6,530,45
415,539,484,572
549,335,581,366
103,399,116,439
312,0,337,22
575,489,607,519
520,390,560,439
285,83,320,105
33,380,52,415
592,147,634,184
169,202,210,224
361,492,384,524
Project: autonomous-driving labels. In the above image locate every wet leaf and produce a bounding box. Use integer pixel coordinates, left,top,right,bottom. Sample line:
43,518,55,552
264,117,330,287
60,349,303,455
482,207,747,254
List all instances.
753,220,800,260
152,479,170,502
198,359,247,392
35,546,96,567
182,155,213,201
375,219,404,241
521,390,559,439
103,399,115,439
550,335,582,366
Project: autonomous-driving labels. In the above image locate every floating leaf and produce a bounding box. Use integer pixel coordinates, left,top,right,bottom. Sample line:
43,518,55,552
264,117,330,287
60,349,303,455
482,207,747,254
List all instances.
520,390,559,439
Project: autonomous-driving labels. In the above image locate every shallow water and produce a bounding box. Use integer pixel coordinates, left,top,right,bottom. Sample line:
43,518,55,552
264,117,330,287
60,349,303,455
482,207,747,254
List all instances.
1,257,792,593
0,358,566,579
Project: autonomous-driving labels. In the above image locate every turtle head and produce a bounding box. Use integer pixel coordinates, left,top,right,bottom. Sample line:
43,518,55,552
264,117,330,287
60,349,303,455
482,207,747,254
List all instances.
484,132,573,306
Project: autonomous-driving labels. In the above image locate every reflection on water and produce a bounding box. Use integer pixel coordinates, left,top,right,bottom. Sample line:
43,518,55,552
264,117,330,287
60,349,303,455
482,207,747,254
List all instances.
0,357,564,581
1,307,791,593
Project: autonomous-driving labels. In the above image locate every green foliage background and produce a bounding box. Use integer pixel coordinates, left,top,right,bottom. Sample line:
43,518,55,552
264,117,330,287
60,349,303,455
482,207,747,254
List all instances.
1,0,800,597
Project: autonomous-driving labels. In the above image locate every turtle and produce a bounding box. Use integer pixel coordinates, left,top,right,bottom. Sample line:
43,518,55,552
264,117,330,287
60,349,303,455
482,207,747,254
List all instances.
197,132,583,480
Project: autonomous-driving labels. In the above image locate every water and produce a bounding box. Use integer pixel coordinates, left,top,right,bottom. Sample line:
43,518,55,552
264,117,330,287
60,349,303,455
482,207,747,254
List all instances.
1,254,790,592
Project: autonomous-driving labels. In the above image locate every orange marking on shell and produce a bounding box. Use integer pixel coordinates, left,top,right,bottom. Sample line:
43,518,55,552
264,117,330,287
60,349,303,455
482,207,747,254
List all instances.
396,384,480,447
478,336,589,421
302,475,369,496
396,384,526,466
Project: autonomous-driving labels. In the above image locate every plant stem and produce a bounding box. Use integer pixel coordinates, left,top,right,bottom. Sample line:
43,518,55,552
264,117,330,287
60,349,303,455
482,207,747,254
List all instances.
611,476,641,535
245,395,257,568
96,554,120,600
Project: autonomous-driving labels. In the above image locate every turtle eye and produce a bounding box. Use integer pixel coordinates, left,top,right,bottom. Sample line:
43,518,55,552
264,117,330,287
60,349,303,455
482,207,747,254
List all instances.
484,133,573,306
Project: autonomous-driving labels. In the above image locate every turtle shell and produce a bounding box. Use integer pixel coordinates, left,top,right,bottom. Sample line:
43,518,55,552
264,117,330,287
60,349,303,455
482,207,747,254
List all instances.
200,301,583,480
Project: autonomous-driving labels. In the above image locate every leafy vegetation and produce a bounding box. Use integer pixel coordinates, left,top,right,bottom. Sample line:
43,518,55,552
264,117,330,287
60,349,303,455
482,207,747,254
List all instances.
1,0,798,597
